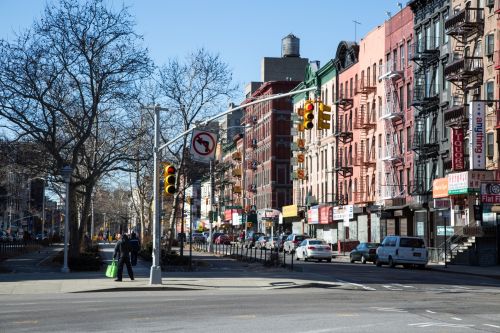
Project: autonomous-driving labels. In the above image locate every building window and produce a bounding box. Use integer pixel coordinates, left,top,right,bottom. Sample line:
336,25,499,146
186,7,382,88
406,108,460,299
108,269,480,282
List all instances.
407,39,412,63
400,44,405,70
406,83,411,108
487,132,494,158
379,59,383,81
486,81,494,101
399,170,404,193
378,133,382,158
373,63,377,85
443,11,449,44
406,168,411,195
399,86,404,112
406,127,412,151
486,33,494,56
433,18,440,48
350,78,353,97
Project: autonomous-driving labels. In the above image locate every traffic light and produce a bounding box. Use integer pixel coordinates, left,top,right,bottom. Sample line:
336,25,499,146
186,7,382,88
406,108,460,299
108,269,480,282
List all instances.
318,102,331,130
163,164,176,195
303,100,314,130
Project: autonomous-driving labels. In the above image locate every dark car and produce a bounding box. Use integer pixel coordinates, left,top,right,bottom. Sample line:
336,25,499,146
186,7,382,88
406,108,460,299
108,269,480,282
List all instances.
208,232,224,243
244,232,265,248
215,234,231,245
350,242,380,264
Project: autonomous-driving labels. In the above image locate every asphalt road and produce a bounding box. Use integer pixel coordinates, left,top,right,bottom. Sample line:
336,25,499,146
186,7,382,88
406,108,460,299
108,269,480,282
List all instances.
2,253,500,333
1,283,500,333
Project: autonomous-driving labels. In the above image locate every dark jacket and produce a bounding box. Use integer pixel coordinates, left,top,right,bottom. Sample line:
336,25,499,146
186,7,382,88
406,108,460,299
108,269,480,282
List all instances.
129,237,140,253
113,236,131,259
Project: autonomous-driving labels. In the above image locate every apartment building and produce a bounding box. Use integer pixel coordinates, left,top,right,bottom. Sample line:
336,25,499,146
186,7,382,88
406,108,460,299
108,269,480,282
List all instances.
379,7,416,238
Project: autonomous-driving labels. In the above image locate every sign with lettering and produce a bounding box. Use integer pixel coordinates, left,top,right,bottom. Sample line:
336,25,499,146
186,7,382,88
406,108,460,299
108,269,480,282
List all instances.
452,128,464,171
469,101,485,170
481,182,500,204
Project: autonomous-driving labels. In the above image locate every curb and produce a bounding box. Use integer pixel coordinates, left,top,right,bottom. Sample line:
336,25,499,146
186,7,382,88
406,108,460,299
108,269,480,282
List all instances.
429,266,500,280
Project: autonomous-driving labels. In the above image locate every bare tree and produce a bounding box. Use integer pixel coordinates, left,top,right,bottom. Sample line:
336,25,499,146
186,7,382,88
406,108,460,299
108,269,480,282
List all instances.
0,0,152,256
157,49,238,249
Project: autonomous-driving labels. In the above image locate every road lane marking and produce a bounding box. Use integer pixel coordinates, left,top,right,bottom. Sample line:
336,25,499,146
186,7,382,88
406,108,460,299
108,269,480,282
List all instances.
484,324,500,329
409,322,474,328
382,285,403,291
451,317,462,321
371,307,407,313
393,283,416,288
13,320,38,324
336,279,376,291
425,310,436,314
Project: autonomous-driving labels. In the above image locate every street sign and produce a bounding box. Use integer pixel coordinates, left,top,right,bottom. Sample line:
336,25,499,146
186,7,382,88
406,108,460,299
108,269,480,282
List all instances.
437,226,454,236
190,129,217,163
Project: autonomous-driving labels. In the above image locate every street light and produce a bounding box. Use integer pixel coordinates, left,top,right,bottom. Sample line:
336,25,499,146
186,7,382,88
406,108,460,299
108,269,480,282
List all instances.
60,166,72,273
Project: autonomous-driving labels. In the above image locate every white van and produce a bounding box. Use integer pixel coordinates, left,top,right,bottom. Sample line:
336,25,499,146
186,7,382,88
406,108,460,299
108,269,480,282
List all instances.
376,236,428,268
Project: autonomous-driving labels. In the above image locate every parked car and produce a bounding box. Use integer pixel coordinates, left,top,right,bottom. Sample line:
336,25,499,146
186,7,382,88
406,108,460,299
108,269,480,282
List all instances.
255,236,269,249
376,236,428,269
190,233,206,243
295,239,332,262
244,232,265,248
264,237,279,250
0,230,12,242
350,242,380,264
283,234,309,253
215,234,231,245
35,233,48,241
207,232,224,243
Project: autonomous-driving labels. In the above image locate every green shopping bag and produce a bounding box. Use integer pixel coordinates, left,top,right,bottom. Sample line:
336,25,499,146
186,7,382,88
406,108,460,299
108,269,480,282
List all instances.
105,259,117,278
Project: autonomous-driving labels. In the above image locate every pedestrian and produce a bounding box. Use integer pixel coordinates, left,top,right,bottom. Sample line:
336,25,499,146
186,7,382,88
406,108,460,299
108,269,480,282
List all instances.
129,232,140,266
113,233,134,282
105,230,110,244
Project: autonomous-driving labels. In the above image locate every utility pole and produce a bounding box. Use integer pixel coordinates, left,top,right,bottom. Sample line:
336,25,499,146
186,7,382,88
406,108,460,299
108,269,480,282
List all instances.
209,159,214,252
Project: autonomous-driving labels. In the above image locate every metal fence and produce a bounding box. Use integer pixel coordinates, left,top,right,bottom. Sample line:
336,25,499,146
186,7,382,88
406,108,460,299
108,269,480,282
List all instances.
0,240,42,259
191,241,297,271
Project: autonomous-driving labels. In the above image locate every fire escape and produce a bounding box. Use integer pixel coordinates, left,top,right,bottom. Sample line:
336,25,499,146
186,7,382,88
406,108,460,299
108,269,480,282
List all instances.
380,58,405,200
444,6,484,131
353,76,376,204
411,35,440,195
334,88,354,205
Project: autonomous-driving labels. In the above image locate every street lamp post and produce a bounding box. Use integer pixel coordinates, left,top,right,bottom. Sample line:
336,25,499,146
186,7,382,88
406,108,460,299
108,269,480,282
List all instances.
60,166,72,273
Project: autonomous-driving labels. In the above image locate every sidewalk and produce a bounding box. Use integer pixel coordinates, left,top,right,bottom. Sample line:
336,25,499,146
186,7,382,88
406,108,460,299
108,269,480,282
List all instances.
0,244,500,295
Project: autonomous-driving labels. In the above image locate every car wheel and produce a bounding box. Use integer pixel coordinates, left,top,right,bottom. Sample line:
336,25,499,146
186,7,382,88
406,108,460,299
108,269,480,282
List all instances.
388,256,395,268
349,254,355,263
361,256,367,264
327,258,332,263
403,264,411,269
376,259,382,267
418,264,426,270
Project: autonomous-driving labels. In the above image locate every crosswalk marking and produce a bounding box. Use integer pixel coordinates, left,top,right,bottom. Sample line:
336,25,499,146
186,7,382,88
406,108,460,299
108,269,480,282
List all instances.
382,285,403,291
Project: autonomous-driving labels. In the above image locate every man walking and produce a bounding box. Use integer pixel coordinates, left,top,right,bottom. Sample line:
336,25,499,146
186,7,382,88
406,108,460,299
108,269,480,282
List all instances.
129,232,140,266
113,234,134,282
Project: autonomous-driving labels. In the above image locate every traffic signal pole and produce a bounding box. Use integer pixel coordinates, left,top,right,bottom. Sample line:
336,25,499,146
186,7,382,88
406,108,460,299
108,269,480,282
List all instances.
145,86,316,285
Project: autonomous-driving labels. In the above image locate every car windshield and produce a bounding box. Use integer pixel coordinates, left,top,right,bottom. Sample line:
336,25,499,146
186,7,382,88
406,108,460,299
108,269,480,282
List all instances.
366,243,379,248
309,240,325,245
295,236,306,241
399,238,425,248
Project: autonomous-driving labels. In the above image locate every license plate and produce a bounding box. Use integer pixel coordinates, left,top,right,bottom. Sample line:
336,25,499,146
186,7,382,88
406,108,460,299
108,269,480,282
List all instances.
413,252,421,257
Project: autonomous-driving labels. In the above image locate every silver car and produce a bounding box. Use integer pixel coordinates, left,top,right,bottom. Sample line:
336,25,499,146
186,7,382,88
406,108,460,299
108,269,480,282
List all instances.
295,239,332,262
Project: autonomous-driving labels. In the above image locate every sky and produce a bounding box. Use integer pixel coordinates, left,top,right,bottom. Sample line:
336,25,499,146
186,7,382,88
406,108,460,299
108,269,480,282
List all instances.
0,0,403,101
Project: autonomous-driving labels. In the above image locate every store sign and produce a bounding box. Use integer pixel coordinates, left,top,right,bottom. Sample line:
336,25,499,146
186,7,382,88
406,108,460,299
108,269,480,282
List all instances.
451,128,464,171
333,207,344,221
319,206,333,224
308,205,319,224
282,205,298,218
469,101,485,170
481,182,500,204
437,226,454,236
432,178,448,198
448,171,495,195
